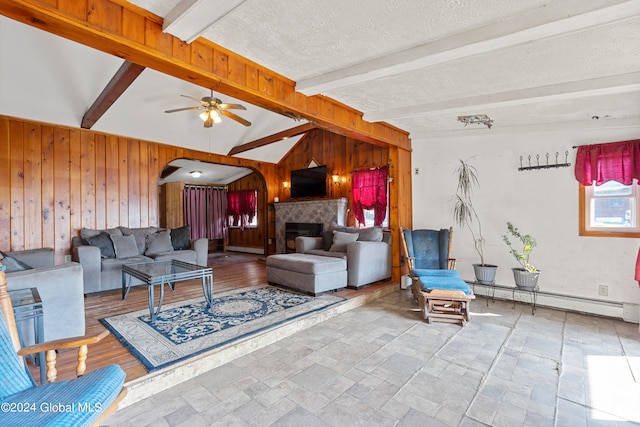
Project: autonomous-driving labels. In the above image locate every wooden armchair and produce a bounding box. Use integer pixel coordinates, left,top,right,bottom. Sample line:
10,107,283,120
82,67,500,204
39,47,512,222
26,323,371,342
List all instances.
400,227,475,326
0,262,126,426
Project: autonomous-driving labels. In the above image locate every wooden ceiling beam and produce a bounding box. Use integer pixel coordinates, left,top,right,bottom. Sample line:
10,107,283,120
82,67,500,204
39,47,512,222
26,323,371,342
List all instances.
0,0,410,150
81,60,145,129
228,123,316,156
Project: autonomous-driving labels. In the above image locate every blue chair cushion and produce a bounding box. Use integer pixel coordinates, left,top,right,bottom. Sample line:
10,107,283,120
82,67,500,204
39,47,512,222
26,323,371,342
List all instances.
403,229,450,270
0,364,125,426
412,269,460,279
416,275,472,295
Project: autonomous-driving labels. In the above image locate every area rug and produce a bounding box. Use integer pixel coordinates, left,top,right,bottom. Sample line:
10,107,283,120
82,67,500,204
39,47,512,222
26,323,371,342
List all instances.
100,287,345,372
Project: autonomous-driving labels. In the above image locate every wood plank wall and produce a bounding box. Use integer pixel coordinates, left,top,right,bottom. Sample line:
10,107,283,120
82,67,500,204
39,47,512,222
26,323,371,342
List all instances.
0,115,277,263
277,128,390,227
0,115,409,281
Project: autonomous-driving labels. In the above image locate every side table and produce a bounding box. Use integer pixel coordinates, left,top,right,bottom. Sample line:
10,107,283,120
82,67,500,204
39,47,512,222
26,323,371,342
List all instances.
9,287,46,384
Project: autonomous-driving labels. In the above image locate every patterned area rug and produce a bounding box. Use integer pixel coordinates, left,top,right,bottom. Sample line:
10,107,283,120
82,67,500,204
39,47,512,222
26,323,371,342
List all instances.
100,287,345,372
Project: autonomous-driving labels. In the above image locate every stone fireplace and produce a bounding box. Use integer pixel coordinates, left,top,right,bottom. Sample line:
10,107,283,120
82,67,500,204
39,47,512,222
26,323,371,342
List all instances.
285,223,324,253
274,198,348,253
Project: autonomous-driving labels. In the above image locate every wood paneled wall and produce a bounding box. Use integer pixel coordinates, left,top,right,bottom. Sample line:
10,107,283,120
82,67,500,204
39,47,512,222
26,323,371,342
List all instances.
277,128,390,226
0,116,410,280
0,115,277,263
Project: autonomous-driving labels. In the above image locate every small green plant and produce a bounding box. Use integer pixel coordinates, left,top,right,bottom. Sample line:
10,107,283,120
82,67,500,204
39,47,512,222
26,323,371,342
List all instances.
502,222,537,272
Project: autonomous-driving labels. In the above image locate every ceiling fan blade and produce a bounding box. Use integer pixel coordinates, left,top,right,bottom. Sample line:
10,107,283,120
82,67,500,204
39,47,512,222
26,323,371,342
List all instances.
164,106,203,113
218,103,246,110
180,94,206,104
220,110,251,126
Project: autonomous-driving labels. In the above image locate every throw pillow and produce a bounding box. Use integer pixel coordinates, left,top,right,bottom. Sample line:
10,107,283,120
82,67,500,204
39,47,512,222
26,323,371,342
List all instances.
329,230,359,252
121,227,158,255
321,230,335,251
170,225,191,251
145,230,173,256
356,226,383,242
86,233,116,258
80,227,122,244
110,234,139,259
0,251,32,273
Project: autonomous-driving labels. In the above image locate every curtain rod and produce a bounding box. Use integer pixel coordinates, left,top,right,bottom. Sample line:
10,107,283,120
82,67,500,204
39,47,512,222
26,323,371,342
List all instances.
184,184,227,190
350,165,389,173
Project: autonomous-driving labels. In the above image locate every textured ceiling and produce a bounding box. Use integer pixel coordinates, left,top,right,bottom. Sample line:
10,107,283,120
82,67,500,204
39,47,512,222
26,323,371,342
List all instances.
1,0,639,182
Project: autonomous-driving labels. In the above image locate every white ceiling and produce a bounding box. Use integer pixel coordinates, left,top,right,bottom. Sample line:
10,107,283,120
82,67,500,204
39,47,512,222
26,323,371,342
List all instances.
1,0,639,181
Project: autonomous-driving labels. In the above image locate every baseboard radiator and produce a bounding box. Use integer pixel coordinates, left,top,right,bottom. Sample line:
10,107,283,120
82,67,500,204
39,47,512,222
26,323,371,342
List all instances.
469,281,638,324
224,246,264,255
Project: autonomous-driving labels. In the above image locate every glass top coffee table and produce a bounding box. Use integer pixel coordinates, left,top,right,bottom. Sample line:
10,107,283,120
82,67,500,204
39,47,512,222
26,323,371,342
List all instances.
122,259,213,322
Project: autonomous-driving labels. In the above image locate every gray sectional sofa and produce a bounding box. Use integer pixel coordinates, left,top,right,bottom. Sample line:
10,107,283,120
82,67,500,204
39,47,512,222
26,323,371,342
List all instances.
295,226,392,289
2,247,85,344
72,226,208,294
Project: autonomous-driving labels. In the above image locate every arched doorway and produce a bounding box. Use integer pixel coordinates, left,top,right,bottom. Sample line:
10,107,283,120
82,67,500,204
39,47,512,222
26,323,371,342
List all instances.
158,158,269,256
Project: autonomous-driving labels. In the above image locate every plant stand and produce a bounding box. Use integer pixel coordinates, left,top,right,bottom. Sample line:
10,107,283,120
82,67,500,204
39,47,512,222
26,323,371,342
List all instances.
512,285,539,315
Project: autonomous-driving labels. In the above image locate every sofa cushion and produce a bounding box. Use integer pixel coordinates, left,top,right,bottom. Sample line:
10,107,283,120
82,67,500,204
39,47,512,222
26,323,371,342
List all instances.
305,249,347,259
86,233,116,259
322,225,383,248
120,227,158,255
0,252,32,273
170,225,191,251
266,253,346,275
330,231,359,252
80,227,121,244
145,230,173,256
152,249,196,263
355,226,383,242
110,234,139,259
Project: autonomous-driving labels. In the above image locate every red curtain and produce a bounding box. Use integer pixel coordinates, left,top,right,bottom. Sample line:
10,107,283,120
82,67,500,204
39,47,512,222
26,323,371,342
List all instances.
183,186,227,239
351,166,388,226
226,190,257,229
575,139,640,186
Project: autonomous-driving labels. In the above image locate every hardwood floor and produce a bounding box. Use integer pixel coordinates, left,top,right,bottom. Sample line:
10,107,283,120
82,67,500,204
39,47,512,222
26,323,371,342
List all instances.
34,253,396,385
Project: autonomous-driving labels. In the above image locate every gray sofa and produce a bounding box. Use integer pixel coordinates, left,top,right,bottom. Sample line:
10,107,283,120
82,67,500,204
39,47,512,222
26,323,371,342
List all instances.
72,226,208,294
2,248,85,345
295,226,392,289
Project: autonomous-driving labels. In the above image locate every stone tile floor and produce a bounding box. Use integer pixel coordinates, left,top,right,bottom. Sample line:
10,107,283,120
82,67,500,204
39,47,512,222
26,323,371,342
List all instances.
104,288,640,426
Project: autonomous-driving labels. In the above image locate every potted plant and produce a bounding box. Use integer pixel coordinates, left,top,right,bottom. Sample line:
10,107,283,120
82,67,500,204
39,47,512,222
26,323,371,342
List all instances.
453,159,498,284
502,222,540,290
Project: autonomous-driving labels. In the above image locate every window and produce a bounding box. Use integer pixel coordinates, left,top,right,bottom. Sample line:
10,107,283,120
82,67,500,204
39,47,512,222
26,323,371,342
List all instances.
575,139,640,237
580,180,640,237
351,166,389,227
227,190,258,229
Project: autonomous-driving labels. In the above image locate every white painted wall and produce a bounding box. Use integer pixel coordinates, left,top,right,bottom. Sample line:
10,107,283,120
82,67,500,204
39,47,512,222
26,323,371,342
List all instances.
411,127,640,323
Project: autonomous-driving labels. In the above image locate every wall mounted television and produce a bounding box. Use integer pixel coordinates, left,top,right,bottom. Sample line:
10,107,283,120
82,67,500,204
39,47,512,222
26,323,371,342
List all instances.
290,165,327,198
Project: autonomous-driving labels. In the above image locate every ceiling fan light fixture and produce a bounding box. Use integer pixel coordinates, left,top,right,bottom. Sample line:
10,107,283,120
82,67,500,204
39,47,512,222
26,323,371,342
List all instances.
190,170,202,178
210,110,222,124
199,111,209,121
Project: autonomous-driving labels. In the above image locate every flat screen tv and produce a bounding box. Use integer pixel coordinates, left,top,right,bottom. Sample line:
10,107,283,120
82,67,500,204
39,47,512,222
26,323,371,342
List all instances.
290,165,327,198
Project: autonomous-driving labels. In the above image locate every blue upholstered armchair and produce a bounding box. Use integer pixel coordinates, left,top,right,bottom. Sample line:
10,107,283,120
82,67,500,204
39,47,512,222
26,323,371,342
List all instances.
400,227,472,297
0,264,126,426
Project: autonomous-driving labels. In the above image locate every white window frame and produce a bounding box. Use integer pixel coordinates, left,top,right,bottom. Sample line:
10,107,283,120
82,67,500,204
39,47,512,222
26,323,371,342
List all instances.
580,180,640,237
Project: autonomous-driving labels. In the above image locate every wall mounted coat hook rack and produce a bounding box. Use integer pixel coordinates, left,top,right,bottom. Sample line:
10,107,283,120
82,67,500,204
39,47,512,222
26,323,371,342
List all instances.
518,151,571,171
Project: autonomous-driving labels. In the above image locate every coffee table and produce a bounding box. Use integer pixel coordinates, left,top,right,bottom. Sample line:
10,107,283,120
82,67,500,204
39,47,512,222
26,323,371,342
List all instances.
122,259,213,322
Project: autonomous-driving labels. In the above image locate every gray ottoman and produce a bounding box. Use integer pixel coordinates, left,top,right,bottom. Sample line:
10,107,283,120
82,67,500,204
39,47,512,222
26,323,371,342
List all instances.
266,253,347,295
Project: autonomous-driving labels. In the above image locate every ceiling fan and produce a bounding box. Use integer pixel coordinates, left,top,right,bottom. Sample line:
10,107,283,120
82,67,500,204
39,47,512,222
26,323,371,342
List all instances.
164,90,251,127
